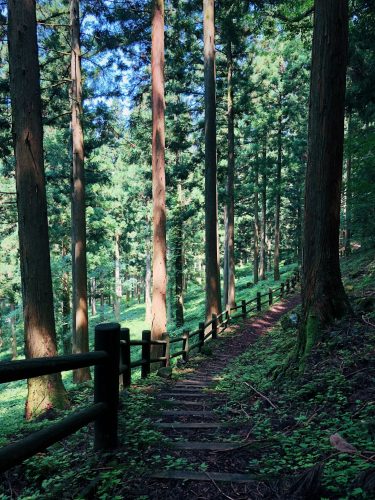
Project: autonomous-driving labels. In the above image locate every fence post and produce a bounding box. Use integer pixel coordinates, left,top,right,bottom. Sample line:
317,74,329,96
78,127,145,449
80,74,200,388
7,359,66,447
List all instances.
182,329,189,362
226,308,230,325
119,327,131,389
257,292,261,312
212,313,217,339
94,322,120,450
286,279,290,294
269,288,273,306
199,322,205,351
162,332,170,367
141,330,151,378
241,300,246,319
281,282,284,298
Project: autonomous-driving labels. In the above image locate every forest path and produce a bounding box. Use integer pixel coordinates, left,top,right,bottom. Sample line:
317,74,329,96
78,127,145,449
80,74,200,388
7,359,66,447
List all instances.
144,294,301,499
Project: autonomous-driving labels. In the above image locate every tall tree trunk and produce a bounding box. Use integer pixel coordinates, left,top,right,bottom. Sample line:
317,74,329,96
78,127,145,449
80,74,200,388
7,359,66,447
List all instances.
259,142,267,280
274,101,282,280
223,206,228,306
253,159,259,284
91,277,97,316
100,291,105,322
7,0,68,419
70,0,90,383
345,110,352,256
175,183,184,327
114,231,122,322
62,244,71,355
145,249,152,325
204,0,221,318
226,40,236,309
300,0,351,356
10,302,17,360
151,0,167,349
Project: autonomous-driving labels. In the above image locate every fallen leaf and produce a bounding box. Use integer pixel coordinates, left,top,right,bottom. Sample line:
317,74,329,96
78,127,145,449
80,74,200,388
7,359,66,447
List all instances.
330,433,358,454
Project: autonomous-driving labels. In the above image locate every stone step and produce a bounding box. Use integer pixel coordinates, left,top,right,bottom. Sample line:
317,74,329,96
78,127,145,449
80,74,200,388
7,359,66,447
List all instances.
171,441,242,451
150,470,256,483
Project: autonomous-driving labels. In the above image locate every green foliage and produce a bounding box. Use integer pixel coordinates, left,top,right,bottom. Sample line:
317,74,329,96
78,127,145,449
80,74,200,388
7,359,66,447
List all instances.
212,250,375,498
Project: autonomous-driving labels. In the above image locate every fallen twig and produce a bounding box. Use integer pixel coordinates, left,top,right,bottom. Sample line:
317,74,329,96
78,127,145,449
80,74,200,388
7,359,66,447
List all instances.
244,382,278,409
204,471,235,500
362,314,375,328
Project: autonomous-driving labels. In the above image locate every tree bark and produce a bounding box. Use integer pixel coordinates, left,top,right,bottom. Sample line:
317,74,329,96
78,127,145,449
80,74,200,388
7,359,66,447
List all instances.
274,100,282,280
259,142,267,280
300,0,351,356
226,40,236,309
70,0,90,383
151,0,167,348
7,0,68,419
253,159,259,284
204,0,221,318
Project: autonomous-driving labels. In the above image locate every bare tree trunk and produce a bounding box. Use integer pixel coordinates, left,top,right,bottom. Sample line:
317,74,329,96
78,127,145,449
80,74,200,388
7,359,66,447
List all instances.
91,277,97,316
259,142,267,280
223,205,228,305
345,110,352,256
7,0,68,419
62,244,71,355
274,101,282,280
300,0,351,356
175,183,184,327
226,40,236,309
204,0,221,318
114,231,122,322
70,0,90,383
151,0,167,350
10,302,17,360
100,291,105,322
145,250,152,325
253,160,259,284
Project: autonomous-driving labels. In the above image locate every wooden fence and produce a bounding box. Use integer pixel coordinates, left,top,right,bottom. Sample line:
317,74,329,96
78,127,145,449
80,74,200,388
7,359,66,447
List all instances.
0,271,299,473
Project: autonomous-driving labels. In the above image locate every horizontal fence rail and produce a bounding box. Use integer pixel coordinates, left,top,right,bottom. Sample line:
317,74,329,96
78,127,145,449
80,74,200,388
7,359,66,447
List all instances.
0,270,300,473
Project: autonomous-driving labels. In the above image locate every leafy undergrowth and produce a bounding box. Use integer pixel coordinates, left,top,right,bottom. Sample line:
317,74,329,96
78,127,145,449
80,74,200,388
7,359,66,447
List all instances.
0,376,171,500
212,250,375,499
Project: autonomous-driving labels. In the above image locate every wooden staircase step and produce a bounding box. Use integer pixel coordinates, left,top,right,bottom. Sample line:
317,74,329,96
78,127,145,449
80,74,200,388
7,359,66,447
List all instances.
160,393,212,398
155,422,226,429
171,441,242,451
169,385,206,392
150,470,256,483
161,410,215,417
163,400,212,406
175,383,208,388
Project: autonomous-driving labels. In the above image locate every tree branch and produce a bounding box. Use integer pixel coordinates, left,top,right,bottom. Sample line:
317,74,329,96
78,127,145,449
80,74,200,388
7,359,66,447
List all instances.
274,6,314,23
